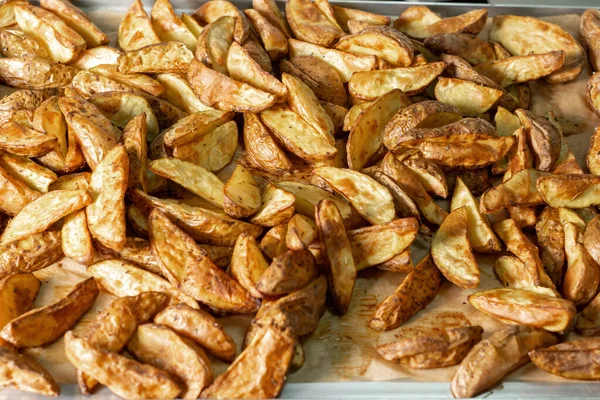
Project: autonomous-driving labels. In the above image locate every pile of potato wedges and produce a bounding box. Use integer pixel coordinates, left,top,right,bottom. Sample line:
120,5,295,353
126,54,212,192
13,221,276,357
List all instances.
1,0,600,398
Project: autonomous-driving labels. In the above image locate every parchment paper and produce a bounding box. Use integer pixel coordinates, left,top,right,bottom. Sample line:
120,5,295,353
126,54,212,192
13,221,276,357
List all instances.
15,11,600,390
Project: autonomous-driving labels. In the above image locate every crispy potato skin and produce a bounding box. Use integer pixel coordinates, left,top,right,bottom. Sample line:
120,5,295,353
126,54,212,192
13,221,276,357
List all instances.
286,0,344,47
536,207,566,289
256,249,317,297
0,272,41,328
529,338,600,380
369,254,442,331
201,325,294,399
0,277,98,347
0,231,62,279
0,345,60,396
581,9,600,72
451,326,558,398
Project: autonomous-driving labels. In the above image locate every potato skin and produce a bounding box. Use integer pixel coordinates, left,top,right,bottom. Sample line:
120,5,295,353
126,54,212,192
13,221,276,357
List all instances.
0,272,41,328
0,345,60,396
529,338,600,380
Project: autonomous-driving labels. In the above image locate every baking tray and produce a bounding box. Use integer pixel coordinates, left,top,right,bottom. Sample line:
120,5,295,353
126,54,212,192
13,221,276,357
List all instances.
1,1,600,399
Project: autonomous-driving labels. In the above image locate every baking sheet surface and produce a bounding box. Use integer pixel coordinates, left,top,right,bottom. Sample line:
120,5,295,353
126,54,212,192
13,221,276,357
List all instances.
2,3,600,398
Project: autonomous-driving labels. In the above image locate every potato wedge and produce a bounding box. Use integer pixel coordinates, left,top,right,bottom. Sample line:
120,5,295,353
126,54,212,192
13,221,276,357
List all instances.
260,104,337,162
403,158,447,198
494,256,559,298
336,25,413,67
242,40,272,71
242,113,291,174
40,0,108,48
559,208,600,306
0,152,56,193
347,89,408,170
88,259,199,309
347,218,416,271
468,288,576,332
536,207,566,289
256,249,317,297
161,110,233,148
188,59,276,113
0,89,57,126
64,331,181,400
118,0,160,50
515,108,562,172
331,5,389,31
314,166,395,225
61,209,93,265
581,9,600,72
230,233,269,299
362,169,422,224
69,46,120,70
202,325,294,399
480,169,548,214
195,16,234,75
151,0,196,50
424,33,495,65
118,41,194,74
96,237,163,277
451,177,500,253
0,1,27,28
127,324,212,399
286,0,344,47
70,69,137,98
245,9,288,60
253,0,292,37
121,113,148,192
529,338,600,380
192,0,248,43
288,38,377,83
86,145,128,251
14,4,85,63
179,120,243,170
474,51,566,87
536,174,600,208
0,165,38,216
431,206,479,289
343,102,371,131
223,164,261,218
0,231,62,279
349,61,445,101
0,345,59,396
377,325,483,369
451,325,558,398
90,64,164,98
0,272,41,328
0,277,98,347
130,189,262,246
0,122,56,157
0,25,49,58
381,153,447,226
369,254,442,331
434,77,503,117
286,214,316,251
228,41,287,98
490,15,584,83
383,101,462,152
378,250,413,273
394,7,487,39
0,189,91,245
154,73,211,115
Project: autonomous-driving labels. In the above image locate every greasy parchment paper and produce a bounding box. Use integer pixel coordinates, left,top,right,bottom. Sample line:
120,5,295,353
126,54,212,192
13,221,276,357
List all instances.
7,9,600,393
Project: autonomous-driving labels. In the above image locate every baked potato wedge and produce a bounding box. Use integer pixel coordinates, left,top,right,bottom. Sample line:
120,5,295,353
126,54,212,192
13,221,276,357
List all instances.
286,214,316,251
0,152,56,193
40,0,108,48
151,0,196,50
336,25,413,67
286,0,344,47
96,237,163,276
0,277,98,347
434,77,503,117
0,57,78,90
118,41,194,74
69,46,120,69
369,254,442,331
194,16,233,75
536,174,600,208
61,209,93,265
223,164,261,218
474,51,566,87
155,73,214,114
256,248,317,297
0,25,49,59
0,122,56,158
253,0,292,37
581,9,600,72
244,8,288,60
248,183,295,227
402,158,447,198
0,231,62,279
394,6,487,39
192,0,249,43
118,0,161,51
90,64,164,97
0,272,41,328
480,169,548,214
0,345,59,397
122,113,148,192
494,256,559,298
424,33,495,65
228,42,286,99
529,338,600,380
230,232,269,299
536,207,566,289
0,164,39,216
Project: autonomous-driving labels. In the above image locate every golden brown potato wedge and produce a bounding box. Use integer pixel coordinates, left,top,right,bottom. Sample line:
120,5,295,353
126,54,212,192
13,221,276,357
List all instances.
201,325,294,399
0,231,62,279
369,254,442,331
0,1,27,29
127,324,212,399
88,259,199,309
394,6,487,39
90,64,165,98
343,102,371,131
118,41,194,74
451,325,558,398
559,208,600,306
244,9,288,60
192,0,248,43
581,9,600,72
122,113,148,192
0,122,56,157
480,169,548,214
194,16,234,75
403,158,447,198
0,25,49,58
451,177,500,253
256,248,317,297
0,345,59,396
347,89,408,170
130,189,263,246
377,325,483,369
536,174,600,208
86,145,128,251
0,152,56,193
96,237,162,277
529,338,600,380
40,0,108,48
242,113,291,174
260,104,337,162
468,288,575,332
431,206,479,289
536,207,566,289
515,108,562,171
331,5,389,31
0,272,41,328
151,0,197,50
14,4,85,63
336,26,413,67
223,164,261,218
316,199,355,313
350,217,418,271
349,61,445,101
70,69,137,98
149,158,224,208
230,232,269,299
155,73,214,114
494,256,559,298
424,33,495,65
61,209,93,265
0,89,57,126
0,189,91,245
253,0,292,37
188,59,277,113
286,0,344,47
65,331,181,400
434,77,503,117
243,40,273,71
474,51,566,87
286,214,316,251
118,0,161,51
314,166,395,225
288,38,377,83
490,15,584,83
161,110,233,147
0,164,40,216
69,46,120,70
0,277,98,347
